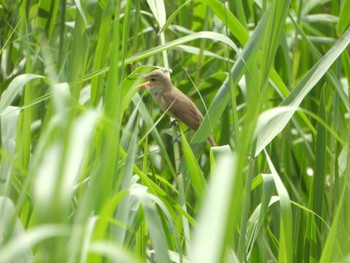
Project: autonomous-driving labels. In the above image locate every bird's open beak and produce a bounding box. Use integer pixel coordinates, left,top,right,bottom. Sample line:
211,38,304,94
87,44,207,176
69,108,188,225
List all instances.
135,73,151,88
135,81,151,88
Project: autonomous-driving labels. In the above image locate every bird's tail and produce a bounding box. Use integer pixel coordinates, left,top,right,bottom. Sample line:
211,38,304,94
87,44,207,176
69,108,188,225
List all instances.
208,135,217,147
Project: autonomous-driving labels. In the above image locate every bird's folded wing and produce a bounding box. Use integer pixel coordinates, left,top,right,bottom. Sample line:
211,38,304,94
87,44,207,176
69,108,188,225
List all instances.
162,88,203,131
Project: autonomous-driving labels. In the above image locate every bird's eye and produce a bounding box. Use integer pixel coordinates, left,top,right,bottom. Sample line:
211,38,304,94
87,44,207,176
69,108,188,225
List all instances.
150,77,155,81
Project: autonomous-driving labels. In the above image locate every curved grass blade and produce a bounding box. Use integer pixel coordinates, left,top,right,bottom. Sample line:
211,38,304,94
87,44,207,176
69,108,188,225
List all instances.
147,0,166,29
255,27,350,156
192,7,271,144
125,31,239,65
161,0,192,33
192,153,238,263
265,150,293,262
0,74,46,115
181,129,206,202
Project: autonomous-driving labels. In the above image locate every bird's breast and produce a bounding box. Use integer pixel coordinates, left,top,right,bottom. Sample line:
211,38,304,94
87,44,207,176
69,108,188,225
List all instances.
150,89,176,116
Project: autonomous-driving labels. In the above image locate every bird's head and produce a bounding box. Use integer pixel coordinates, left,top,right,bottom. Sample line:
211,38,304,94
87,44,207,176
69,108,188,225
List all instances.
136,69,172,91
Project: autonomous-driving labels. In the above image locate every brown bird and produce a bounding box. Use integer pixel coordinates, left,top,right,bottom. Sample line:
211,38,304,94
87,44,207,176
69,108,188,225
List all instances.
136,69,216,146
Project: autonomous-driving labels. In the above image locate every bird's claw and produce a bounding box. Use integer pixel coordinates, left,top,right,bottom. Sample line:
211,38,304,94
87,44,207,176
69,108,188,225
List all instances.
171,134,182,145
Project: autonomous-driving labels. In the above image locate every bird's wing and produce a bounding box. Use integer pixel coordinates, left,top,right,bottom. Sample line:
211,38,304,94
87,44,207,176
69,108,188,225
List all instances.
162,88,203,130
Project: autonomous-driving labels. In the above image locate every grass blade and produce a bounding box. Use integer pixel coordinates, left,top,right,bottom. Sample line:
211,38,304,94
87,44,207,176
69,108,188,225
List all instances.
255,27,350,156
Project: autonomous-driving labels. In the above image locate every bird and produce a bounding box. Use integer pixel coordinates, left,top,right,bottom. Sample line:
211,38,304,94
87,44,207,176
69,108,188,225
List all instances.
136,69,216,146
